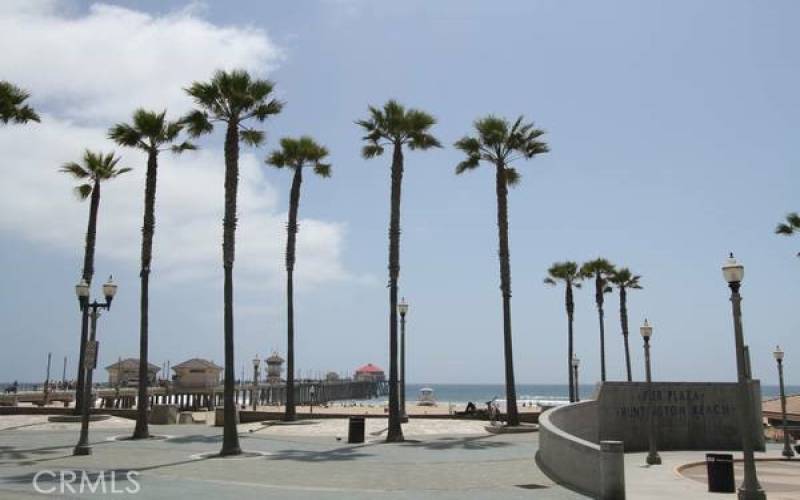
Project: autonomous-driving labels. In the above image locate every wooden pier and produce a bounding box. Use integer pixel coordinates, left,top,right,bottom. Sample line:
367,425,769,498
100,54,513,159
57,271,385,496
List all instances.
1,380,389,411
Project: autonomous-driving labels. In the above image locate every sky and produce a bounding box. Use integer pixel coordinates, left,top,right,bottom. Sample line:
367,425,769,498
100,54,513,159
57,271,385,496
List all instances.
0,0,798,387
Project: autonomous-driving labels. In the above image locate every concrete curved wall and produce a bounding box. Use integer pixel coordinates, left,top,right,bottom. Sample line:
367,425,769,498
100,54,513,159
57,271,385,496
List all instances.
537,401,625,499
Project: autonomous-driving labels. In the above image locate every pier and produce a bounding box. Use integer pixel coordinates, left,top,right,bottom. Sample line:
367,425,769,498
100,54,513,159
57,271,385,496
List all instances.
0,379,389,411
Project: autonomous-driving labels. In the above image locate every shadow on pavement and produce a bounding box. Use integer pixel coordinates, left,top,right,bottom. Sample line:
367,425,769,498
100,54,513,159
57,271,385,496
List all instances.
399,435,512,451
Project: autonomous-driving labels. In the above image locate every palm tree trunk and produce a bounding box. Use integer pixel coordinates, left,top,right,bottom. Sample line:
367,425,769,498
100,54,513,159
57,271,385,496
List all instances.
386,142,404,442
133,150,158,439
596,275,606,382
220,121,241,456
620,286,632,382
496,163,519,426
284,167,302,422
74,180,100,414
566,283,575,402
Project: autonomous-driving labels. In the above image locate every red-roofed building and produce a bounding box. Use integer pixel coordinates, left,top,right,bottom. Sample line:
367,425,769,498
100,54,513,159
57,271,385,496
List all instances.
354,363,385,382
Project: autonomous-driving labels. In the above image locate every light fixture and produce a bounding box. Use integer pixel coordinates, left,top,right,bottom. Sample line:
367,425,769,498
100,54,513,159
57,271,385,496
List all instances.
640,319,653,340
722,253,744,284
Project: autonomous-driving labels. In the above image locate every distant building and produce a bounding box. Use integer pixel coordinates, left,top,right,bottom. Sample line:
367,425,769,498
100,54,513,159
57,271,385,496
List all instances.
265,353,284,384
172,358,223,389
106,358,160,387
354,363,385,382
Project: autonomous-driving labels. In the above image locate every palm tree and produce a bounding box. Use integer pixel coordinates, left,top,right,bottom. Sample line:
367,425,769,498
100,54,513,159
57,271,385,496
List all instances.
0,81,39,124
776,213,800,257
182,70,283,456
266,136,331,422
579,259,615,382
544,262,582,402
357,100,441,441
61,151,131,413
455,115,549,426
608,267,642,382
109,109,195,440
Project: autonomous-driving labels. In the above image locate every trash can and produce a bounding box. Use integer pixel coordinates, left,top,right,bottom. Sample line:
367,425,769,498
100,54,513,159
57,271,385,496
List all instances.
706,453,735,493
348,416,365,443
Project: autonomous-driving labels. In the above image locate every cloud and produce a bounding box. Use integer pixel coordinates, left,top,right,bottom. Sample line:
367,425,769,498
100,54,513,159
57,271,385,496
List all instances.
0,2,351,290
0,1,283,123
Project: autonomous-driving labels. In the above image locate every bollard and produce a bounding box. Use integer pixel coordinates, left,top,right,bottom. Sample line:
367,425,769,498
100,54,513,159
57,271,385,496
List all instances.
600,440,626,499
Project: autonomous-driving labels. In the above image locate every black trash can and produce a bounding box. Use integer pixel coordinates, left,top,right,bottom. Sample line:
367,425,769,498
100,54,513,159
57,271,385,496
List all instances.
706,453,735,493
348,416,365,443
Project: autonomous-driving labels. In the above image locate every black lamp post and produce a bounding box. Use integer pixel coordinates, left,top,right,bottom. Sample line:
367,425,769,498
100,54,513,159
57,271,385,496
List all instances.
398,297,409,423
73,275,118,456
722,254,766,499
571,354,580,402
640,319,661,465
252,355,260,411
773,345,794,459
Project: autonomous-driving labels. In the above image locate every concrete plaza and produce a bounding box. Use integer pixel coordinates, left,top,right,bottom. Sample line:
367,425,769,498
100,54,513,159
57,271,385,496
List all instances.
0,416,797,499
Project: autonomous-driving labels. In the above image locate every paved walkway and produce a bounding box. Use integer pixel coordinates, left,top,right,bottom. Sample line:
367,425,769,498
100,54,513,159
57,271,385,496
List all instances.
626,444,799,499
0,418,585,499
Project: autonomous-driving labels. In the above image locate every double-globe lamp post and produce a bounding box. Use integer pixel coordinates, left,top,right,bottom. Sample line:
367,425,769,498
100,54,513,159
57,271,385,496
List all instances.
252,355,260,411
722,253,766,500
73,276,118,456
571,354,580,402
640,319,661,465
398,297,409,423
773,346,795,459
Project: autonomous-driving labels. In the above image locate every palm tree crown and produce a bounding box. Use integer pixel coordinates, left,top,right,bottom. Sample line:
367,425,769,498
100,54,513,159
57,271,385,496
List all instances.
0,81,40,124
544,261,582,288
60,150,131,199
776,212,800,235
608,267,642,290
454,115,549,183
182,69,283,143
109,109,195,154
356,99,441,157
580,258,616,284
267,136,331,175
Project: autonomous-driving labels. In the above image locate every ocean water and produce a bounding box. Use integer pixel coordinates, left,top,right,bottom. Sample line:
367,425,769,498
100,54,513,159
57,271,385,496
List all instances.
395,383,800,405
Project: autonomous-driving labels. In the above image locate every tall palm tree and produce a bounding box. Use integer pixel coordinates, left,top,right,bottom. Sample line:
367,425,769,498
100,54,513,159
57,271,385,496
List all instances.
266,136,331,422
183,70,283,456
580,259,615,382
455,115,549,426
776,212,800,257
357,100,440,442
544,262,582,402
61,151,131,413
0,81,39,124
608,267,642,382
109,109,195,440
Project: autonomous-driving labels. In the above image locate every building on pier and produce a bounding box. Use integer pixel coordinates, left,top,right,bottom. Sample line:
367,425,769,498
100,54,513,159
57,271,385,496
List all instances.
354,363,385,382
265,353,284,384
106,358,160,387
172,358,222,389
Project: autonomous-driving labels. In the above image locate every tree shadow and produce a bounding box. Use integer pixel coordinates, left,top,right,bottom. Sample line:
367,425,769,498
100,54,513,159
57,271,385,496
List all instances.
398,435,512,451
164,434,222,444
266,444,375,463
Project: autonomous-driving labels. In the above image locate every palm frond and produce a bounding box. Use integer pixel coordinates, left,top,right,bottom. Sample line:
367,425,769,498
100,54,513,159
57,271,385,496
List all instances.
362,144,384,159
73,183,93,200
240,129,265,147
180,109,213,137
504,167,521,186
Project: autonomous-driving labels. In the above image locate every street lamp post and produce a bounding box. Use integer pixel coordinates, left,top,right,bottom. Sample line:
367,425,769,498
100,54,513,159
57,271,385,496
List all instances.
722,253,766,499
640,319,661,465
398,297,409,423
310,385,316,416
73,276,118,456
252,355,260,411
773,346,795,459
571,354,580,402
